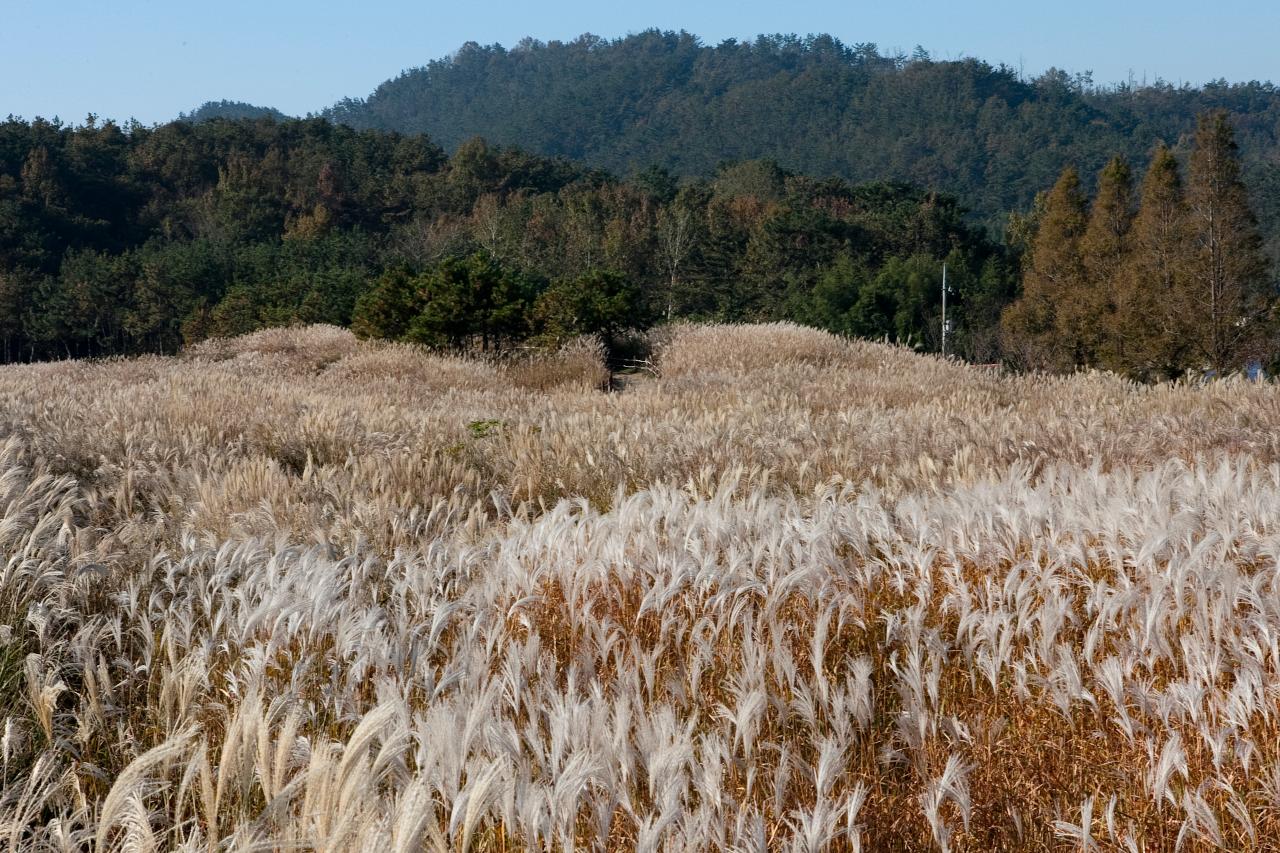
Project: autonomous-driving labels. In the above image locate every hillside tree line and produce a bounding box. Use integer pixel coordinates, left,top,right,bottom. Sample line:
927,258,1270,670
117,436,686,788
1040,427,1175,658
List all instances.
313,30,1280,268
1003,111,1275,379
2,108,1273,377
0,114,1012,362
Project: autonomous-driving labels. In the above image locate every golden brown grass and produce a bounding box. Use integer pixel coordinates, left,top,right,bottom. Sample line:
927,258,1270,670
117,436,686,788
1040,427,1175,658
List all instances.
2,322,1280,850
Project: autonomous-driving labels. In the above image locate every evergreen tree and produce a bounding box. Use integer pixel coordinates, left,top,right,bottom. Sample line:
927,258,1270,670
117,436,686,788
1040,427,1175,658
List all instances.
954,254,1017,363
1001,167,1088,371
351,269,422,341
875,254,945,348
533,269,646,350
0,270,28,362
20,146,64,210
207,286,261,339
406,253,534,350
1185,111,1274,373
315,29,1280,248
797,253,865,336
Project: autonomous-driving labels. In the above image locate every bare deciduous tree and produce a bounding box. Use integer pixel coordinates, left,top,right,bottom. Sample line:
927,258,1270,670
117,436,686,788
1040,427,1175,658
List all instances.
656,201,697,320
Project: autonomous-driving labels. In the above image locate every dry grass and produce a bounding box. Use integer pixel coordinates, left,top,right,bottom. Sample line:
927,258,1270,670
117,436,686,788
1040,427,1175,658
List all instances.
2,322,1280,849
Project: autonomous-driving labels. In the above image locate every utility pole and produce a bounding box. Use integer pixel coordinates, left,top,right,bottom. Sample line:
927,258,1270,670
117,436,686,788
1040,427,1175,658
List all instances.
940,262,948,357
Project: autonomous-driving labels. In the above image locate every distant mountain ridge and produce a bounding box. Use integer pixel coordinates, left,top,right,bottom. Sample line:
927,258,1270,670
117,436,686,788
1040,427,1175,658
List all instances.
181,100,291,123
192,31,1280,258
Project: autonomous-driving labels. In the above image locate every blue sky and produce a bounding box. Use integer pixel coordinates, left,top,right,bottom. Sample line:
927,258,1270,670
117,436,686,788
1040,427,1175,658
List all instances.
3,0,1277,125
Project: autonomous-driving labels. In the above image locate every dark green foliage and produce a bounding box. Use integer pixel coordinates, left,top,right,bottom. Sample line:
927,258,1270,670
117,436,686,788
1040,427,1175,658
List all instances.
318,31,1280,244
0,113,1012,363
874,255,948,348
405,253,536,349
0,116,453,359
180,101,291,123
534,269,648,347
800,250,996,353
951,255,1018,363
796,253,875,336
353,254,537,350
24,35,1280,371
351,269,422,341
630,165,679,204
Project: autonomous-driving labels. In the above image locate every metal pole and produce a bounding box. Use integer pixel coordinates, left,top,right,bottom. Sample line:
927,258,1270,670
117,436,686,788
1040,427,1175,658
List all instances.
941,262,947,357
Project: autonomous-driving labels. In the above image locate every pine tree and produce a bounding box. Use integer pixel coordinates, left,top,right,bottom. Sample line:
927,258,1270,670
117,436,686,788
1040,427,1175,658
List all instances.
1001,166,1088,371
1186,110,1274,373
1113,145,1194,379
350,269,423,341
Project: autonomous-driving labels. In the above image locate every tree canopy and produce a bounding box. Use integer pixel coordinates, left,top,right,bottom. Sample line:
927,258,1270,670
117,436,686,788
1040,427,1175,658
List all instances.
1003,115,1275,379
0,115,1009,362
316,31,1280,265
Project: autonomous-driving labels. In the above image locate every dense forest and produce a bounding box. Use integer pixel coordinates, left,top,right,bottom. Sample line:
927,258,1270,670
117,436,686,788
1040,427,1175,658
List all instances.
317,31,1280,266
0,115,1010,363
6,32,1277,375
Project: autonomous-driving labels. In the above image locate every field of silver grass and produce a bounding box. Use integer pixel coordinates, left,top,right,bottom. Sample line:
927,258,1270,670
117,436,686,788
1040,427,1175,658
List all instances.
4,322,1280,850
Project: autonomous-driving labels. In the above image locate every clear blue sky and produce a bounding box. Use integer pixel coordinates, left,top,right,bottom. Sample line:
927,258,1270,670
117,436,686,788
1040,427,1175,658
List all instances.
3,0,1277,125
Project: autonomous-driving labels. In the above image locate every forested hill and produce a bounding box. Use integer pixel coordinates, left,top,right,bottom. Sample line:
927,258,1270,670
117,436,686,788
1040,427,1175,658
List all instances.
320,31,1280,241
0,116,1012,363
181,100,291,123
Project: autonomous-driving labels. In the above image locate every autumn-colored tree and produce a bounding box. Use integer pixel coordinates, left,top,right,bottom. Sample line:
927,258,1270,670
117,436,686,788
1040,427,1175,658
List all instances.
1111,145,1195,379
1001,167,1088,371
1185,111,1274,373
1078,157,1134,369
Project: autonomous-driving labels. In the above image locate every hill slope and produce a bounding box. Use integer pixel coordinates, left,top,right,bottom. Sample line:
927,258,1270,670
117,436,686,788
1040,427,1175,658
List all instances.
5,322,1280,847
321,31,1280,243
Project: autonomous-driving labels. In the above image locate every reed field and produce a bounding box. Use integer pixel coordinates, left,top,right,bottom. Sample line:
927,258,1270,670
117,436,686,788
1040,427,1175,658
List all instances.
5,321,1280,850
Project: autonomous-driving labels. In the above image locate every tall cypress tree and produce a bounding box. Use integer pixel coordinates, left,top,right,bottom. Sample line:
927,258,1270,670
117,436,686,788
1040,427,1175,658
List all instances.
1001,166,1088,371
1113,145,1194,379
1078,156,1134,370
1186,110,1274,373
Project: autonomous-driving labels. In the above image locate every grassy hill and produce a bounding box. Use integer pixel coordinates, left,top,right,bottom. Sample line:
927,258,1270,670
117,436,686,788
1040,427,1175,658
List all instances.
3,322,1280,847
